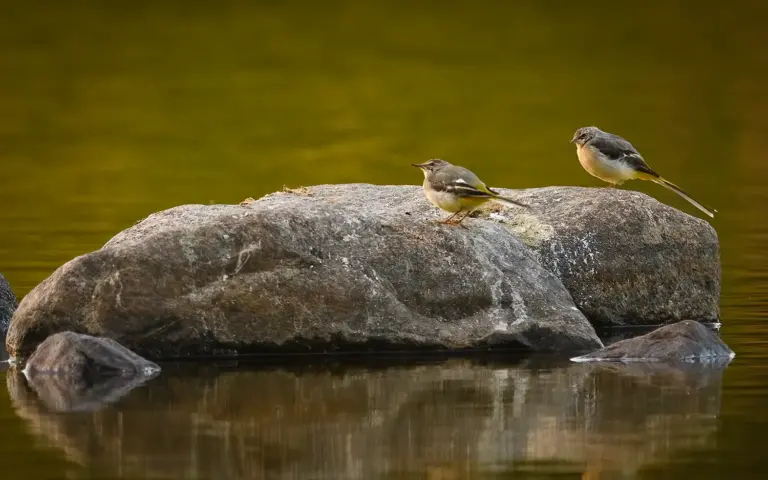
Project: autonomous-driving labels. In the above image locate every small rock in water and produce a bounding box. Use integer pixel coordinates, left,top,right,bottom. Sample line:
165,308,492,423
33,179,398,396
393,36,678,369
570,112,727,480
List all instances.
18,332,160,412
23,331,160,379
571,320,734,363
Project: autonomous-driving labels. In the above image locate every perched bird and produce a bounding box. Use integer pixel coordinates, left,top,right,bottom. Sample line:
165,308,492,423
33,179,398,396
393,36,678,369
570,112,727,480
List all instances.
412,158,528,225
570,126,716,218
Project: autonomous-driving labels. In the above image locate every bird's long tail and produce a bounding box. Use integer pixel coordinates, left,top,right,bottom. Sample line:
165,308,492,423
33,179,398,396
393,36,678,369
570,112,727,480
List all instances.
650,177,716,218
477,185,529,208
493,194,529,208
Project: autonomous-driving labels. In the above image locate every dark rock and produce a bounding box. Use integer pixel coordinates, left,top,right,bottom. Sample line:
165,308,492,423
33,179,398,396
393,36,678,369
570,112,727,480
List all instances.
490,186,720,327
0,272,17,335
24,331,161,378
595,322,722,347
7,185,603,359
571,320,734,363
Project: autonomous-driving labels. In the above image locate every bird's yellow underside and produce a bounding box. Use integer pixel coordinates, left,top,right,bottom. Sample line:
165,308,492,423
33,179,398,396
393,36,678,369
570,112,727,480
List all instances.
423,183,490,213
576,144,638,184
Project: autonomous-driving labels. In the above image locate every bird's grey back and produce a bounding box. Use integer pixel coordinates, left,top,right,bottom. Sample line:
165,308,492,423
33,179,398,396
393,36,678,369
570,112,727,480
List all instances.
594,130,641,156
588,129,659,175
433,164,483,186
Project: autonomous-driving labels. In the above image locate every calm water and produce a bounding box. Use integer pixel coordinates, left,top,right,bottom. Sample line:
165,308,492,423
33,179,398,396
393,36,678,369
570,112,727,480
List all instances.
1,1,767,478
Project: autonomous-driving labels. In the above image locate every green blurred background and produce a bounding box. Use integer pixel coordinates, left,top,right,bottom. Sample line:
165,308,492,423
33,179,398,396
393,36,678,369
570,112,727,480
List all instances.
2,0,765,296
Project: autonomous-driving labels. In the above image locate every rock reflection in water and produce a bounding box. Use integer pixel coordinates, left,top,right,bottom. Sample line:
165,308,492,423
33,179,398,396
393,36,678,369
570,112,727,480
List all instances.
7,357,730,479
21,369,160,413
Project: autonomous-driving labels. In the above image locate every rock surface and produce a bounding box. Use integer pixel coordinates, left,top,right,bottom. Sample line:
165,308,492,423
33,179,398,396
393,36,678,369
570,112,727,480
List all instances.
5,184,719,359
24,332,161,379
7,185,603,359
0,273,17,336
495,186,720,327
571,320,734,362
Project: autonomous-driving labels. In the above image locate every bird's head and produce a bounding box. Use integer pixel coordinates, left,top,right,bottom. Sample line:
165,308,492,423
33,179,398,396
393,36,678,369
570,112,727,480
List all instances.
412,158,450,175
570,126,602,146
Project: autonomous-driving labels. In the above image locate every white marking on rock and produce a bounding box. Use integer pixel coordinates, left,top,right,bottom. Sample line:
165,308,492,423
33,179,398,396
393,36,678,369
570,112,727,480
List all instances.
113,271,124,308
179,237,199,264
143,365,162,375
509,290,528,326
234,242,261,275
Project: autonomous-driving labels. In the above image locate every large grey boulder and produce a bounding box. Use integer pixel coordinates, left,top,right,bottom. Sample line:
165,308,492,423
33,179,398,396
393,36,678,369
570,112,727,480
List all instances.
5,184,719,359
0,273,17,335
491,186,720,327
571,320,734,363
6,185,603,359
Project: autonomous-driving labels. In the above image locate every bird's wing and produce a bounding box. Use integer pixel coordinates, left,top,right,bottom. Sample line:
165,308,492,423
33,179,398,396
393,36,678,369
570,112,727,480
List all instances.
590,134,659,177
432,167,495,197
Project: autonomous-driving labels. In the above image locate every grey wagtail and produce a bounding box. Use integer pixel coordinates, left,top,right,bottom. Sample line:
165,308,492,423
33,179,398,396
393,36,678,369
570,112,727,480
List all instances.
570,126,716,218
412,158,528,225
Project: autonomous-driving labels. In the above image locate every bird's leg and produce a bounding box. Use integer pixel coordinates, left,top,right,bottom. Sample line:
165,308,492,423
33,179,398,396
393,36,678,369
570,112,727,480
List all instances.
439,212,460,224
605,183,616,189
453,210,472,226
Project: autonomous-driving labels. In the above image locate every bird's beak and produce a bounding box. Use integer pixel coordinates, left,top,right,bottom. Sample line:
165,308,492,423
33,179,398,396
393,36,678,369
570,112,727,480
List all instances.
412,162,428,169
569,137,577,144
